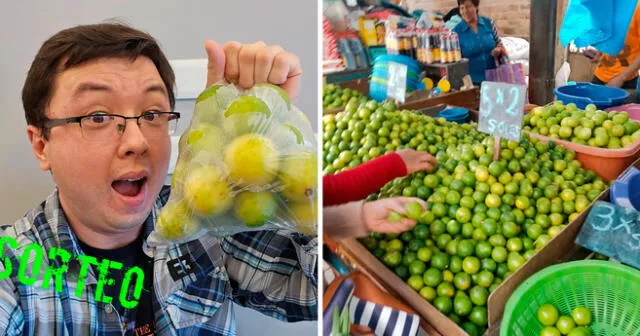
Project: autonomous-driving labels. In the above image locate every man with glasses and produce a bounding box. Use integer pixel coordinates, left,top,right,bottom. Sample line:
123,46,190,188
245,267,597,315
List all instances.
0,23,315,335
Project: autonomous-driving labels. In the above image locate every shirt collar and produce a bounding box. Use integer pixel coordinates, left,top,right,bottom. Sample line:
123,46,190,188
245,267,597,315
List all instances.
44,188,160,267
459,16,487,32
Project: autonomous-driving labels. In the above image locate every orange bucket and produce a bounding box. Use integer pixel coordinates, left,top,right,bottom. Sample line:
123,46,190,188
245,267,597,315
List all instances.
526,131,640,182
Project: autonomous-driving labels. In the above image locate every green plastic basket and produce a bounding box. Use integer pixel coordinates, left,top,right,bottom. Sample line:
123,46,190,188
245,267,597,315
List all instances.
501,260,640,336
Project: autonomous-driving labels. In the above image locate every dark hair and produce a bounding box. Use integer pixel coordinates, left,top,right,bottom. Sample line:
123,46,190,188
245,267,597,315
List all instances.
22,22,175,138
443,8,460,22
457,0,480,7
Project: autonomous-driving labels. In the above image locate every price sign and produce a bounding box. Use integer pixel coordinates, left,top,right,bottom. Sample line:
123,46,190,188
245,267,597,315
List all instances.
478,82,527,142
575,201,640,269
387,62,407,104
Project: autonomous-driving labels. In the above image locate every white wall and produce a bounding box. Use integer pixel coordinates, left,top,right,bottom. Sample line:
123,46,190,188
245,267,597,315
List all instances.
0,1,317,334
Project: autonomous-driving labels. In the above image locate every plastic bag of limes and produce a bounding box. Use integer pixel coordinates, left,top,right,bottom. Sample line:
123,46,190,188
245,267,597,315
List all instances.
154,83,317,242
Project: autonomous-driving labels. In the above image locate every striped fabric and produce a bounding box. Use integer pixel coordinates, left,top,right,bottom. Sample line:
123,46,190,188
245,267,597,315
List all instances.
347,297,420,336
0,185,318,335
490,21,504,49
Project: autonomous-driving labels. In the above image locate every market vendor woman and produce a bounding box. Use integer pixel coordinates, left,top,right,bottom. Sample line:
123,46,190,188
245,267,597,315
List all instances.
453,0,507,84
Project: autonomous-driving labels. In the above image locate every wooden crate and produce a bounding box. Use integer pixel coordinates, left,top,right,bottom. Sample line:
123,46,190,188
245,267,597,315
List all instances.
323,85,481,115
333,187,610,335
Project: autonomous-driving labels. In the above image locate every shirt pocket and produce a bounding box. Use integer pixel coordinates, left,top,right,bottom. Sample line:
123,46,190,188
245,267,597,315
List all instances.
164,268,232,330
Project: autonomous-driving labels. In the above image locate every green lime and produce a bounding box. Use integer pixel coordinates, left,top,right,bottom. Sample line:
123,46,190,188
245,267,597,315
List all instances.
419,211,436,225
417,247,433,262
431,252,450,270
401,252,417,267
413,224,429,239
567,327,592,336
423,268,442,287
456,240,475,258
449,256,463,273
476,270,494,288
387,211,404,223
405,202,423,220
383,251,402,267
475,241,493,259
430,220,446,236
433,296,453,314
481,258,497,272
394,265,409,279
556,316,576,335
462,256,481,275
453,272,471,290
419,286,437,301
541,327,562,336
409,260,426,275
436,282,455,297
453,294,473,316
571,306,592,326
492,246,508,263
469,306,488,327
469,285,489,306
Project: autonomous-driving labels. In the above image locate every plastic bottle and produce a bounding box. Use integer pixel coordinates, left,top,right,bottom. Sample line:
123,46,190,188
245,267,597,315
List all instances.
452,33,462,62
431,30,441,63
440,34,450,63
338,39,356,69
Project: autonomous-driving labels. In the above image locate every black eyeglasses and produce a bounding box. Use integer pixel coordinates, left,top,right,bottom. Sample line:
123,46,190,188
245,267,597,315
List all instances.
43,112,181,142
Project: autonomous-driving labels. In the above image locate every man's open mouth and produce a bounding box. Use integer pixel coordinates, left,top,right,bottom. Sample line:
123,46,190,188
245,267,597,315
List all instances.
112,177,148,197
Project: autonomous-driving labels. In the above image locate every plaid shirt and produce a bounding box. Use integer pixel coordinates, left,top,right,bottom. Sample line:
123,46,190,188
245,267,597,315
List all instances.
0,185,318,335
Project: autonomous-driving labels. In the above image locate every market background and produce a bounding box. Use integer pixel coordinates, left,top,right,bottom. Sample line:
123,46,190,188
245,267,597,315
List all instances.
0,1,317,335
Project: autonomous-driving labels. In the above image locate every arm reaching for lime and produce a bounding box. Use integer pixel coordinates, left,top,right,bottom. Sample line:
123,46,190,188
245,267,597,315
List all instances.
324,197,426,239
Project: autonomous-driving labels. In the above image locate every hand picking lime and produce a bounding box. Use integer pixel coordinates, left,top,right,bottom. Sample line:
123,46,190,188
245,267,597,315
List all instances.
387,211,404,223
404,201,423,220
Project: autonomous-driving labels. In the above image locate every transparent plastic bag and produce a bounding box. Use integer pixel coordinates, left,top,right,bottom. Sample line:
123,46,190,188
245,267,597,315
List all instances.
154,83,318,243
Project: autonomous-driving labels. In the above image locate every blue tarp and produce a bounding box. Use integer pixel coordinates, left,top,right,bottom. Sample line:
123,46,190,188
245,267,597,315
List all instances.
560,0,639,55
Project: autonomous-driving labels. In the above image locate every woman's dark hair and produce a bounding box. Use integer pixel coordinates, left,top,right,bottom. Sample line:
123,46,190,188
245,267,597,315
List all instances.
457,0,480,7
443,7,460,22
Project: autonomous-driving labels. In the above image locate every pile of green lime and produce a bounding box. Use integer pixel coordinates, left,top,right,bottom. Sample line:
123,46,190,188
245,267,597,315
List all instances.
537,304,593,336
323,84,368,111
323,100,607,335
523,101,640,149
323,100,484,175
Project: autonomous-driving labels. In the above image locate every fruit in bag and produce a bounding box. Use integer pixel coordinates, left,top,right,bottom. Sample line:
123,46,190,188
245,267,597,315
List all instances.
155,83,317,242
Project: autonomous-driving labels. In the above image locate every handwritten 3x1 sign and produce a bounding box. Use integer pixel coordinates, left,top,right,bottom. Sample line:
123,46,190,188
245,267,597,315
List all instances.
576,201,640,270
478,82,527,142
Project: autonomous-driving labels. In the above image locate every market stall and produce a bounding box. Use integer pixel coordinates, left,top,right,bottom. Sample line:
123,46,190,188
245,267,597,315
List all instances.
322,1,640,336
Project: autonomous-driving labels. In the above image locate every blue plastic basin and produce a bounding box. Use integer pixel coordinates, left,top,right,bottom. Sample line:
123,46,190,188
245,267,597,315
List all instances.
628,173,640,211
554,82,629,110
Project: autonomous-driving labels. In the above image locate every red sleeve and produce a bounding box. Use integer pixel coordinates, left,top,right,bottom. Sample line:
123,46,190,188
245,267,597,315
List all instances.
323,152,408,206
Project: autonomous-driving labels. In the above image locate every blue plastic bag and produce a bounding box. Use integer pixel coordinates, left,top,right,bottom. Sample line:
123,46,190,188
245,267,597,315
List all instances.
559,0,638,56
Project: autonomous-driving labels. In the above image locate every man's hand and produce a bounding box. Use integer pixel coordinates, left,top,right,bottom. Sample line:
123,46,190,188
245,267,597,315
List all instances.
396,149,438,174
607,75,625,88
204,40,303,101
362,197,427,234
